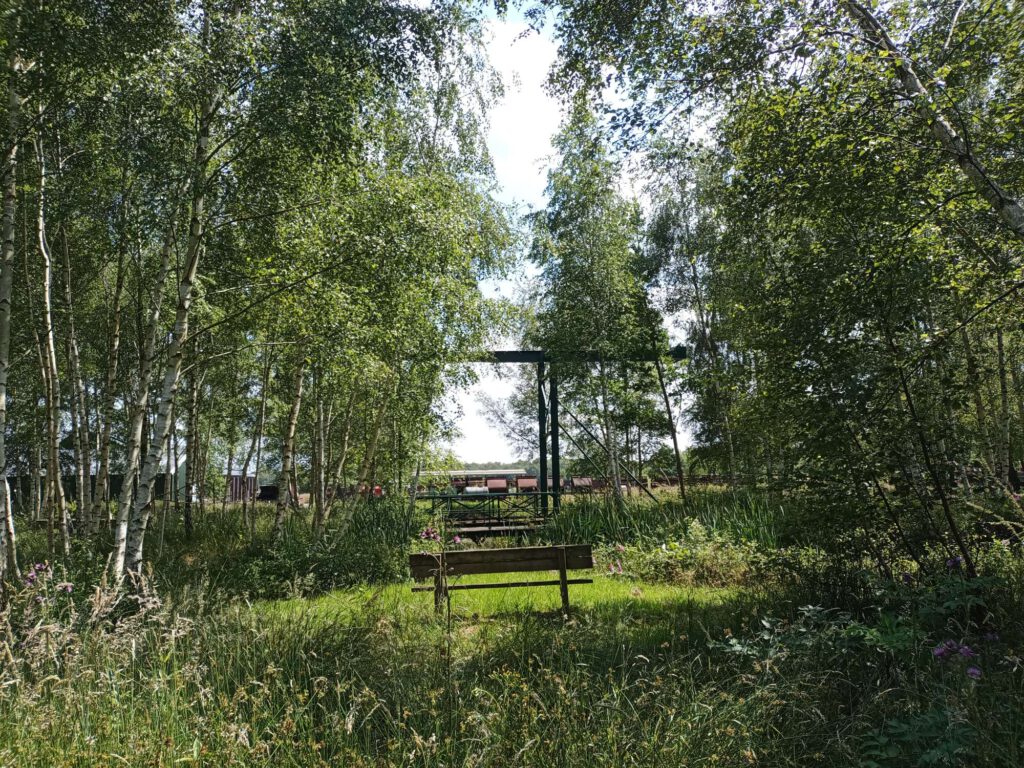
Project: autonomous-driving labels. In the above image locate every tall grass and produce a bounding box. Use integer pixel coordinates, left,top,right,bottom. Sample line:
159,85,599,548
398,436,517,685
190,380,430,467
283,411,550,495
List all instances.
2,571,1020,767
543,488,785,549
5,492,1023,766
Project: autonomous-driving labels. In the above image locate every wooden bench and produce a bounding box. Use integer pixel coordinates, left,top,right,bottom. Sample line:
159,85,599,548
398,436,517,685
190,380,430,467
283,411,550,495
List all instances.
410,544,593,613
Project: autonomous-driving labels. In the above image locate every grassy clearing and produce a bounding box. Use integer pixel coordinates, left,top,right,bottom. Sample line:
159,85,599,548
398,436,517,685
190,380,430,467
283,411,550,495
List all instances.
3,491,1023,766
269,572,749,630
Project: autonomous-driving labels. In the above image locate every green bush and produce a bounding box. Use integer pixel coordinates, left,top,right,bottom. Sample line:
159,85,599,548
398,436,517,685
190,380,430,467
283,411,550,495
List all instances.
596,519,764,587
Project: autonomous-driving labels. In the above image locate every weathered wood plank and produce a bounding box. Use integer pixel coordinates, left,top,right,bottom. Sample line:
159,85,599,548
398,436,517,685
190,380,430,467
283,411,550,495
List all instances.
411,578,593,592
409,545,592,580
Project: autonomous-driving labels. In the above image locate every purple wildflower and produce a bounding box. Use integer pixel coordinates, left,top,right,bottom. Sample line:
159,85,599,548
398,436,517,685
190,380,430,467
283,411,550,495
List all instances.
452,536,462,545
946,556,964,571
966,666,982,680
933,639,960,660
900,572,913,585
419,527,441,542
958,644,977,658
615,544,626,553
983,631,1000,643
56,582,73,594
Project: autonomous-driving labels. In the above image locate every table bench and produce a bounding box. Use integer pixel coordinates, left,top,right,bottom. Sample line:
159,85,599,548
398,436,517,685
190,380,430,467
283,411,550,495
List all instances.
410,544,594,613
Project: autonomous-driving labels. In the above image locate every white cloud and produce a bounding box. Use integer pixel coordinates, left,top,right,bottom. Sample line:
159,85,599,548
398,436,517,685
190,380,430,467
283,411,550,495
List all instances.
442,14,561,464
483,18,562,210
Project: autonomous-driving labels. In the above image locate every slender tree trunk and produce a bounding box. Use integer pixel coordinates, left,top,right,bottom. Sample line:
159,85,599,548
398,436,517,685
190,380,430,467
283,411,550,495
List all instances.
597,360,623,504
0,45,20,582
183,370,200,538
329,391,357,491
275,357,305,536
240,349,271,532
961,327,998,478
222,441,234,513
29,443,40,525
312,372,328,535
885,324,976,577
35,130,69,554
122,240,205,575
1011,359,1024,478
91,241,126,531
357,391,391,488
111,222,176,578
63,233,91,523
655,358,686,500
198,412,213,518
158,429,172,558
122,159,213,575
996,328,1018,490
842,0,1024,238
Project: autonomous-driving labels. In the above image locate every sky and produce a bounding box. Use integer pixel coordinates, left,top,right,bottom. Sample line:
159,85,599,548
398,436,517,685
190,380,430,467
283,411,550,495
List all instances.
440,12,691,464
441,13,562,465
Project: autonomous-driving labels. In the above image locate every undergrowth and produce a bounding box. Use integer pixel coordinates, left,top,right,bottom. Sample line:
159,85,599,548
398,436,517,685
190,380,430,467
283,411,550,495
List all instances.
2,491,1024,766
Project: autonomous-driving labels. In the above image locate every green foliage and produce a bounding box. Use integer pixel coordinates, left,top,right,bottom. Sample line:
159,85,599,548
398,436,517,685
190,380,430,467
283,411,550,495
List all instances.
231,501,425,599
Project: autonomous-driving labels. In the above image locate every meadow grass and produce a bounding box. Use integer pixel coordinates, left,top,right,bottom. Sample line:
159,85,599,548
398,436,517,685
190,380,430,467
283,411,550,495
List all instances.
3,493,1023,766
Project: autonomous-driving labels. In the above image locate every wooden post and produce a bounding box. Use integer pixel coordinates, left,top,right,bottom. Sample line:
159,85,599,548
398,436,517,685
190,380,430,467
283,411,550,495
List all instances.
557,545,570,614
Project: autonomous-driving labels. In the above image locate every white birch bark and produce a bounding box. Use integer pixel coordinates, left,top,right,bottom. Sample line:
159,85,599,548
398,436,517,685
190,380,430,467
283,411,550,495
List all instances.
110,224,175,579
842,0,1024,237
0,45,20,581
91,242,125,530
120,80,217,576
34,128,69,554
63,235,91,519
274,357,305,536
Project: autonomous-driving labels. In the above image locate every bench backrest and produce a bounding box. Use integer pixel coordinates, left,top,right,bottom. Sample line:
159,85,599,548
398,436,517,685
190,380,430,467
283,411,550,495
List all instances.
410,545,593,580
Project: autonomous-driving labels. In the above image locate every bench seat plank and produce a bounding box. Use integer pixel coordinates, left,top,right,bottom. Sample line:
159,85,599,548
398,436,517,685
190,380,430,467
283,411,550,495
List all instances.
412,578,593,592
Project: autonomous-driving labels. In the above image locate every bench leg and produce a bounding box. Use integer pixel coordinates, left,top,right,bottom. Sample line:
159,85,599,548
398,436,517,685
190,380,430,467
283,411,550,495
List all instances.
558,546,570,614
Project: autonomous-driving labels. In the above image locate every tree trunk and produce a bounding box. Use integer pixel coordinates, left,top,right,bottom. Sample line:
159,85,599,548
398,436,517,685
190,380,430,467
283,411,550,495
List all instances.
111,222,176,578
221,440,234,513
91,240,126,532
655,358,686,500
35,129,69,555
961,327,998,478
997,328,1019,490
274,357,305,537
0,45,20,582
312,371,328,535
117,4,220,579
357,392,391,488
841,0,1024,238
597,359,623,504
885,324,977,577
240,348,272,533
183,369,201,538
121,117,215,576
63,233,91,523
248,351,272,534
